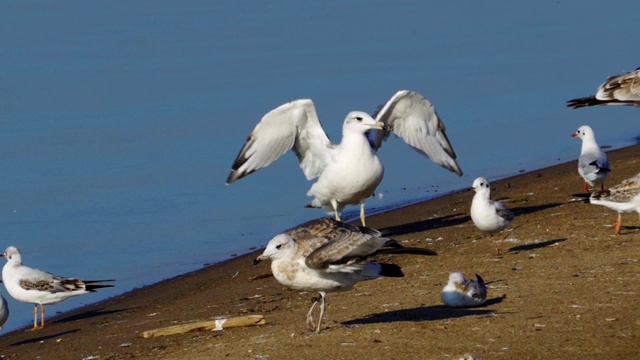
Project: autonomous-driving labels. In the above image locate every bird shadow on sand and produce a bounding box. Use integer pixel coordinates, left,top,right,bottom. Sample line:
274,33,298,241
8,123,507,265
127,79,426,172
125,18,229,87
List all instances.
341,296,506,326
379,213,469,237
11,329,80,346
508,238,567,252
54,308,129,324
509,202,564,216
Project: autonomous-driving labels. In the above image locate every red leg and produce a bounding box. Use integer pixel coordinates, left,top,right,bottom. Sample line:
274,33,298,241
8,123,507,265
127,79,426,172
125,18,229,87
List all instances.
613,214,622,235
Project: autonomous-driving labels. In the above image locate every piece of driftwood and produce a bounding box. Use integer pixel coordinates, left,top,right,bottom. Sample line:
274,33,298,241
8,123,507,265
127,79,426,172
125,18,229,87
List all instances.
139,315,265,338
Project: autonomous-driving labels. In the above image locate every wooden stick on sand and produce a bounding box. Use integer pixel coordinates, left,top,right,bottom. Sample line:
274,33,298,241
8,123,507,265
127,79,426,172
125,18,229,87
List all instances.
140,315,265,338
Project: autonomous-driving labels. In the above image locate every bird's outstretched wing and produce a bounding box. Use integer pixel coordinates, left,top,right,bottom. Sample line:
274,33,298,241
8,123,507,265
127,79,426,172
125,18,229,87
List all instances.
226,99,334,184
369,90,463,176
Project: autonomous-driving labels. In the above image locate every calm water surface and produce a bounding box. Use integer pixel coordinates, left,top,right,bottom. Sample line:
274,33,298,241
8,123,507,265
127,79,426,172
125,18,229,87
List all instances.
1,1,639,332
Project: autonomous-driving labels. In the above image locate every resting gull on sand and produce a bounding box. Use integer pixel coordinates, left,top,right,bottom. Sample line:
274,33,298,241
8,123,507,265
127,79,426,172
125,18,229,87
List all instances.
567,67,640,108
1,246,114,330
590,172,640,235
226,90,463,225
253,217,437,332
441,272,487,308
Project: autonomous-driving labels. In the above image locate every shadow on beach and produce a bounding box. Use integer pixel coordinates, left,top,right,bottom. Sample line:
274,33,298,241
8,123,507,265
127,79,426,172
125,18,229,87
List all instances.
341,295,506,326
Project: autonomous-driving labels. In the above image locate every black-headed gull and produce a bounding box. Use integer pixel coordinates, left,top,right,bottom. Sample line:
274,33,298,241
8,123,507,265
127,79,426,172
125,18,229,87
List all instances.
252,218,437,332
590,173,640,235
567,67,640,108
226,90,463,225
0,281,8,331
1,246,114,330
470,177,515,254
571,125,610,192
441,272,487,307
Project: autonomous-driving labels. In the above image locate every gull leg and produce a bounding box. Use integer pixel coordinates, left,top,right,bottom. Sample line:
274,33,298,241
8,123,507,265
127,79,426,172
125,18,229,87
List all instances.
306,297,319,331
359,202,366,226
584,182,589,192
613,213,622,235
32,304,38,330
41,304,46,329
331,199,341,222
315,292,327,333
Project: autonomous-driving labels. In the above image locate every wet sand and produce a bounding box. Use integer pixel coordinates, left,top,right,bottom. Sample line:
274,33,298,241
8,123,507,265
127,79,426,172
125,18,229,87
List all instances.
1,145,639,360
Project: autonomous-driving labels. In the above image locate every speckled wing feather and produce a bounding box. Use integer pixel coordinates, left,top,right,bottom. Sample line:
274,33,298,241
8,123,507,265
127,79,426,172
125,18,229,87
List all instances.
591,173,640,203
567,67,640,108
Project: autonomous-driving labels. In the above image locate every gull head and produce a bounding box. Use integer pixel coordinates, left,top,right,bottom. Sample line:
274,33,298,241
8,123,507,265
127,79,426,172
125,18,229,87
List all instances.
342,111,386,135
253,234,296,265
571,125,594,140
1,246,22,266
471,177,490,193
448,271,465,285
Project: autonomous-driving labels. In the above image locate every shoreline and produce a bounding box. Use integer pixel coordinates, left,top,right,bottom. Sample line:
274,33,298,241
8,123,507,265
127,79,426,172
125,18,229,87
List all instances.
1,144,639,359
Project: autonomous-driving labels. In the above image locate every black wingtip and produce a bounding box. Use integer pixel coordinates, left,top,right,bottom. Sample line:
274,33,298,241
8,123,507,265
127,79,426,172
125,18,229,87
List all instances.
475,274,485,285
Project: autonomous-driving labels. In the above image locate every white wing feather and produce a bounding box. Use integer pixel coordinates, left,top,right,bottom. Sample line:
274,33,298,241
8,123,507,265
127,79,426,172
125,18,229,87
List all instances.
226,99,334,184
370,90,463,176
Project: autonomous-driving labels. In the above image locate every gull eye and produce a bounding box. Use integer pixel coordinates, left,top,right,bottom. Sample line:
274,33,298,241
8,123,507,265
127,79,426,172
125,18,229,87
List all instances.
355,116,363,122
275,244,283,250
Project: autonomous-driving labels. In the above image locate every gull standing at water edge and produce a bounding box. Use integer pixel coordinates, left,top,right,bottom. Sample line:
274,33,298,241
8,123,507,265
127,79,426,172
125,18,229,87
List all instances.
226,90,463,225
441,272,487,308
1,246,114,330
571,125,610,192
590,173,640,235
252,218,437,332
470,177,515,253
567,67,640,108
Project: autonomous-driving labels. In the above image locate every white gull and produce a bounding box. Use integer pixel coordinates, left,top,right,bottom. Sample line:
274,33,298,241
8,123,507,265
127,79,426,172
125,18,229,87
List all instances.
567,67,640,108
571,125,610,192
441,272,487,308
253,217,436,332
1,246,114,330
226,90,463,225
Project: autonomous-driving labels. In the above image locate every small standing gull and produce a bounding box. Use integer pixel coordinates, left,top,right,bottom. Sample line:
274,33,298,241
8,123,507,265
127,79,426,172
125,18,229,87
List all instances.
470,177,515,253
590,172,640,235
1,246,114,330
441,272,487,308
226,90,463,225
571,125,610,192
252,218,437,332
567,67,640,108
0,281,8,331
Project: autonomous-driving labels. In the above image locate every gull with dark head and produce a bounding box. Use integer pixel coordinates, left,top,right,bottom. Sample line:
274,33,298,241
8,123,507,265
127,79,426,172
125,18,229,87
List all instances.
1,246,114,330
441,272,487,308
226,90,463,225
590,173,640,235
253,217,437,332
571,125,610,192
567,67,640,108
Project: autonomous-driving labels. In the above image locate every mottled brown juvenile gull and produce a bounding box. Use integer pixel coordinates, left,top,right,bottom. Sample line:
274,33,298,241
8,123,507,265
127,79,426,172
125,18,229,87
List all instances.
567,67,640,108
1,246,114,330
590,172,640,235
441,272,487,308
253,218,437,332
226,90,463,225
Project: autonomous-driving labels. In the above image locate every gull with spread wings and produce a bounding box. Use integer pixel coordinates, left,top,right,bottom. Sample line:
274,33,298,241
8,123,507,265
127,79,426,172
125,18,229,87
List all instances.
226,90,463,225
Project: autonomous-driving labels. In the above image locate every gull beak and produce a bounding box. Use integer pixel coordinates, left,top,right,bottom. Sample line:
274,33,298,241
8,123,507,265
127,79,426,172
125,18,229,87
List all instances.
371,122,388,131
571,133,578,138
252,255,267,265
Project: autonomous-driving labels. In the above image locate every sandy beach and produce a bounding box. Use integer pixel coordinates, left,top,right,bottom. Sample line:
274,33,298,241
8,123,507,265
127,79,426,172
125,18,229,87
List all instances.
1,144,639,360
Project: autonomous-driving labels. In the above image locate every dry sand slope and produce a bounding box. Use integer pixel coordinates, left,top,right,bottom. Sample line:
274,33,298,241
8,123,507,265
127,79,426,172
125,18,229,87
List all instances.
1,145,639,360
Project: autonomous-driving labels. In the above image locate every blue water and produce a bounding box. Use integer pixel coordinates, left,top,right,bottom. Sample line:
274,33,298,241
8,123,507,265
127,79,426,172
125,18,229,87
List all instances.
1,0,639,333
